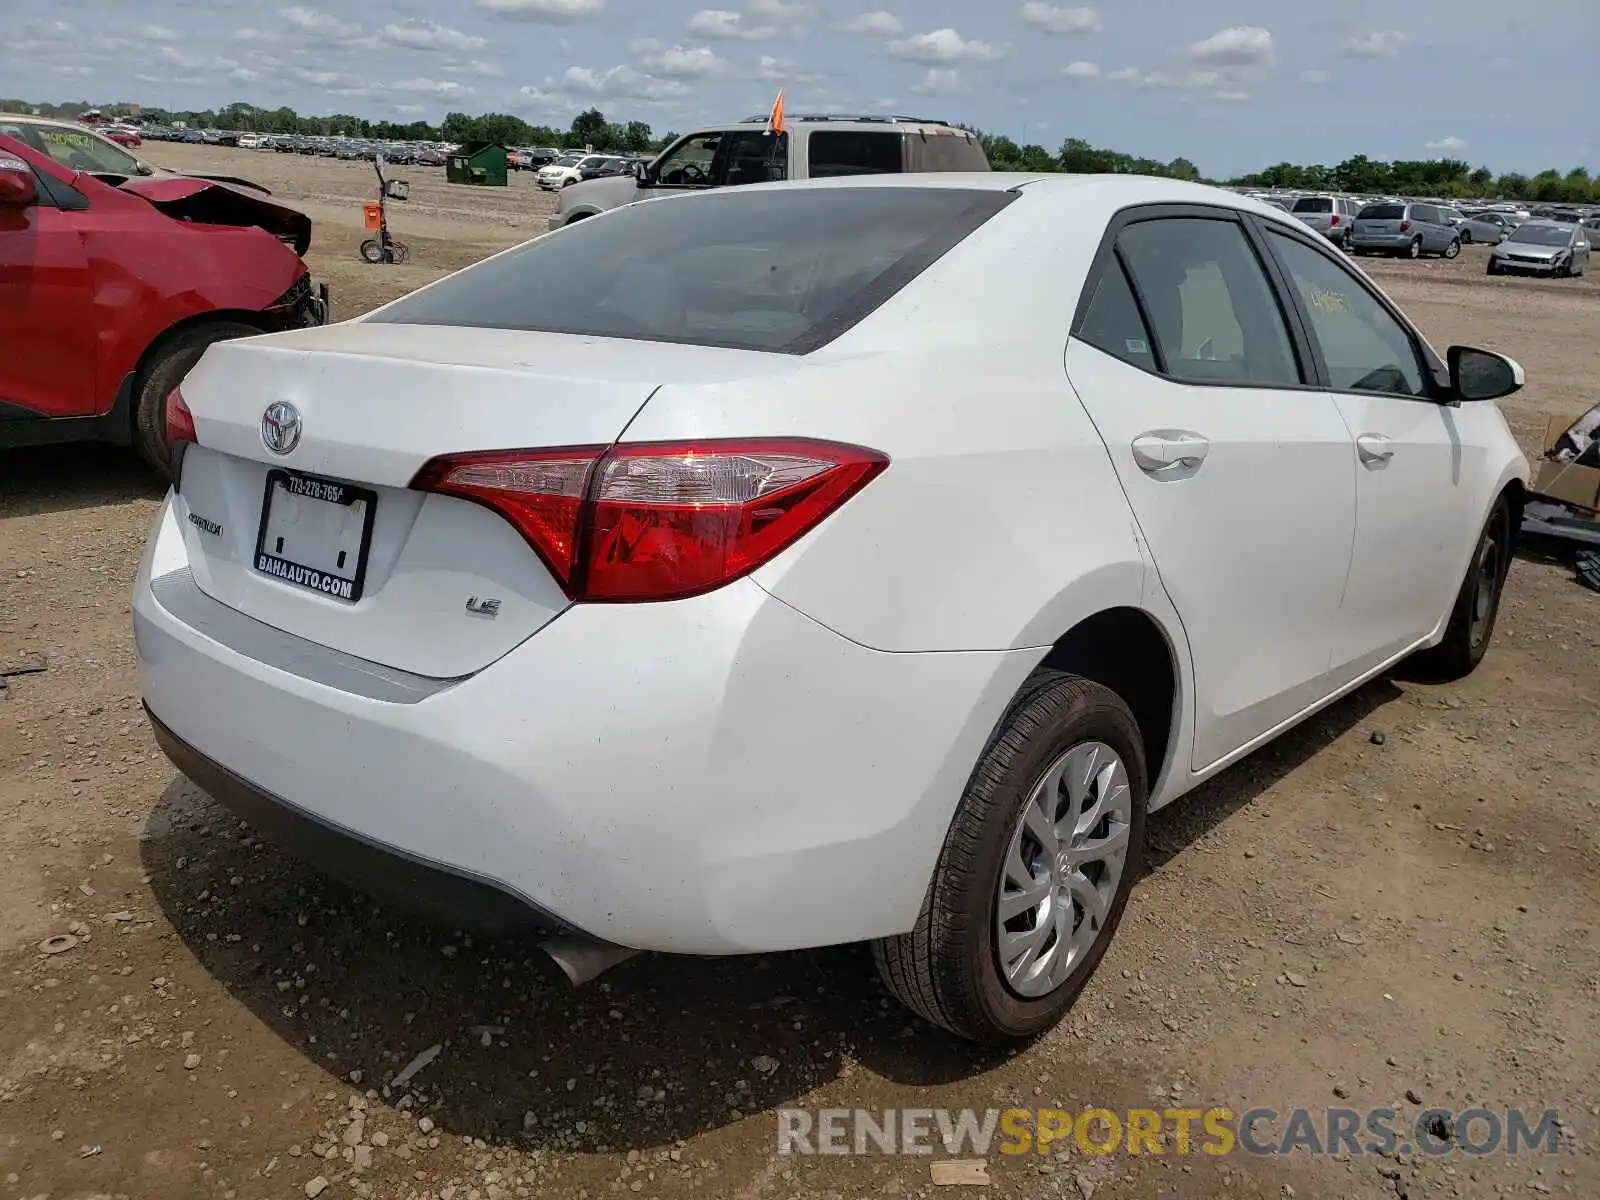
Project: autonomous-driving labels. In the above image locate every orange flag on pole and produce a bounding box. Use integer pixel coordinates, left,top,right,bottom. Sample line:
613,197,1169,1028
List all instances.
767,90,785,136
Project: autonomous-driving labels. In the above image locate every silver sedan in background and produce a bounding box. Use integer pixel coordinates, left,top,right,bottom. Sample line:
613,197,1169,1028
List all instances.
1458,211,1519,244
1487,220,1590,277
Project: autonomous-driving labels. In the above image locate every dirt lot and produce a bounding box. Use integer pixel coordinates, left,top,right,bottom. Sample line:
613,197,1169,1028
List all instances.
2,144,1598,1200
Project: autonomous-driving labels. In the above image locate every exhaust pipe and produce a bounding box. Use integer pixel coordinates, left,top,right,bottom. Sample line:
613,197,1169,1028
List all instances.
538,935,639,987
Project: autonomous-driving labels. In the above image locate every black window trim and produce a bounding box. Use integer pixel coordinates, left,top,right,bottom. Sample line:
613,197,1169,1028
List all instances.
1068,201,1320,394
1245,214,1452,404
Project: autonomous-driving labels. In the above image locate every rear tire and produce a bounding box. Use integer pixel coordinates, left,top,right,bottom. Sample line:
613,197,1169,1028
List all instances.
1459,230,1473,245
1444,238,1461,259
1411,495,1513,681
133,320,263,479
359,238,383,264
1406,237,1422,259
873,671,1147,1046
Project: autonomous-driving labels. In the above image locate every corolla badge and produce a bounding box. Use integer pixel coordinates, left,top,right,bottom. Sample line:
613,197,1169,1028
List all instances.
261,401,302,456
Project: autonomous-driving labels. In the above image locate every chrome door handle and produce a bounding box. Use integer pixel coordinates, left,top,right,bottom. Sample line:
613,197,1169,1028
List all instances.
1356,434,1394,466
1131,431,1210,477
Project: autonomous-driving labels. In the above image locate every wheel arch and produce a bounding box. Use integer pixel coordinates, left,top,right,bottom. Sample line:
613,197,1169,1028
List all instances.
1029,606,1185,800
127,309,277,432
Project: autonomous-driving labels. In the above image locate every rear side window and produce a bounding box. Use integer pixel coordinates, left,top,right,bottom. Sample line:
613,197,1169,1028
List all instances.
903,132,991,172
370,187,1013,354
1292,197,1333,213
1075,260,1157,372
1115,217,1302,387
1358,203,1406,220
807,131,902,178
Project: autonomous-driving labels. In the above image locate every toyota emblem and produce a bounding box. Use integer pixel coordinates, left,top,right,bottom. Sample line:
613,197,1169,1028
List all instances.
261,401,302,456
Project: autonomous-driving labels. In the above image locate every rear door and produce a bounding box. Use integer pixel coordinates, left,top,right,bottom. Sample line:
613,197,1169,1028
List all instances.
1259,224,1478,678
1063,206,1357,769
0,137,97,421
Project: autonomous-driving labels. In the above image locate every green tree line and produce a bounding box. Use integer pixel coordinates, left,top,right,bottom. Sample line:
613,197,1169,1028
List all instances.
2,98,673,154
7,96,1595,202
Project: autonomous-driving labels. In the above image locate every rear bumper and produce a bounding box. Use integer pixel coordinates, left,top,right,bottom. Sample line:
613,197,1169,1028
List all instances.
147,705,564,935
134,496,1038,954
1351,233,1413,250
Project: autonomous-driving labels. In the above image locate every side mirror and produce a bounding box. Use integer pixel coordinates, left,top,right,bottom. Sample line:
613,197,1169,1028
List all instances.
1448,345,1524,403
632,160,652,186
0,154,38,207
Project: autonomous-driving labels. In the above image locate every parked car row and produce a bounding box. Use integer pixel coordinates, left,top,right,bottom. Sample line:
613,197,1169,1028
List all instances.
1263,189,1592,277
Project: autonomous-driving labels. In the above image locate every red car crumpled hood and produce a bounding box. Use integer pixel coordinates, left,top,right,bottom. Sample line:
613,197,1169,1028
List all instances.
117,176,313,257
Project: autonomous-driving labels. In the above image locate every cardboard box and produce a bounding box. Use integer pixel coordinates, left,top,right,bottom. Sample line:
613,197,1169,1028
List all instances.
1530,409,1600,513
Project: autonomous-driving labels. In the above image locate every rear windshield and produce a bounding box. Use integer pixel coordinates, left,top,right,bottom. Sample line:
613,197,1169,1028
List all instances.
369,187,1012,353
1292,197,1333,213
1358,204,1406,220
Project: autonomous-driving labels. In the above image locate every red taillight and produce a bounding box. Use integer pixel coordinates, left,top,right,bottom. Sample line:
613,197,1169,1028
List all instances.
412,438,888,603
165,386,197,448
1329,213,1340,227
1399,220,1412,233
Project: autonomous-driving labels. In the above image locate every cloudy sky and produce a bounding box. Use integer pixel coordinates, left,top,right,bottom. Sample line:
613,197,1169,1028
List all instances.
6,0,1594,177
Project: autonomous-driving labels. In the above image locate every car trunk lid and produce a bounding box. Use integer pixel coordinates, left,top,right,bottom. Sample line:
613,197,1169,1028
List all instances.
170,323,794,678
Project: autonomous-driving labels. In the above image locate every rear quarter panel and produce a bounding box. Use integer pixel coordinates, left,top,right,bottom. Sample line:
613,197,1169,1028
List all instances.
618,188,1151,655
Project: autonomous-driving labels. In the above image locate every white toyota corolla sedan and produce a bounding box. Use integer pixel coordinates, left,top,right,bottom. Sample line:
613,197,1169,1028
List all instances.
135,174,1530,1044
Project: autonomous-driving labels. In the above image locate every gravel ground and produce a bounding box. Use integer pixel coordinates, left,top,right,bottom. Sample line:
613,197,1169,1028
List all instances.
1,145,1598,1200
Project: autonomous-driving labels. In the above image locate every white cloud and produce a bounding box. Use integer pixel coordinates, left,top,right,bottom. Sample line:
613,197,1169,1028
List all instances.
1213,89,1249,102
640,43,731,77
748,0,815,24
1300,68,1330,83
390,78,473,97
839,10,901,35
234,28,280,42
1488,55,1514,71
563,64,694,100
478,0,605,22
687,9,787,40
753,54,819,82
53,65,95,78
380,21,488,52
280,7,362,39
464,58,506,76
913,67,968,95
1184,26,1275,69
1063,60,1100,78
888,28,1006,63
1108,66,1234,91
1426,135,1468,152
1019,4,1101,35
140,25,183,42
633,41,817,83
290,66,367,88
228,67,265,82
1341,30,1406,58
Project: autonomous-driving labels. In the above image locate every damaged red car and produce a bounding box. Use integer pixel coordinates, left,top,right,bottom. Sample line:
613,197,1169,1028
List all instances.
0,118,328,477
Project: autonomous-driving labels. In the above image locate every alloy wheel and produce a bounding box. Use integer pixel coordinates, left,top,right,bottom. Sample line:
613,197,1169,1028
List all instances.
995,741,1132,999
1469,509,1507,649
